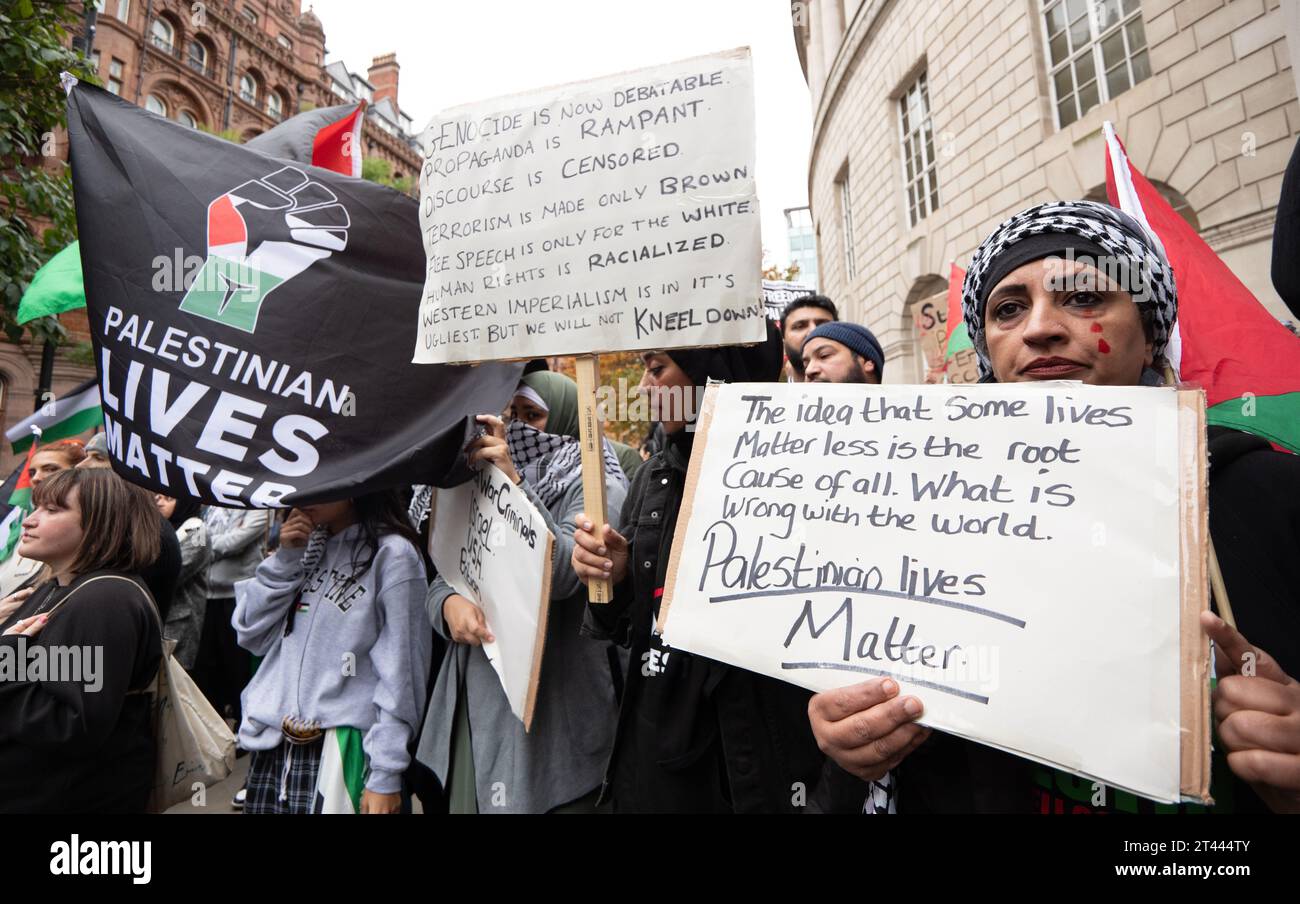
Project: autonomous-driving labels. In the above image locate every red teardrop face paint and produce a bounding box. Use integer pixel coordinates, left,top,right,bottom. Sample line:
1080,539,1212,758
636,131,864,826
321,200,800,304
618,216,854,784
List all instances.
1090,323,1103,333
1098,338,1111,353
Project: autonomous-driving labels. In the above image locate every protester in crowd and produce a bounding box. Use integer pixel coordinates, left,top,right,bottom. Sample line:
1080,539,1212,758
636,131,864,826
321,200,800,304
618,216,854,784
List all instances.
1271,137,1300,320
0,468,162,813
639,423,665,462
808,200,1300,813
500,369,644,479
780,294,837,383
0,439,86,600
416,374,629,813
801,321,885,385
233,490,431,814
570,322,828,813
77,433,182,624
154,495,210,671
192,505,270,726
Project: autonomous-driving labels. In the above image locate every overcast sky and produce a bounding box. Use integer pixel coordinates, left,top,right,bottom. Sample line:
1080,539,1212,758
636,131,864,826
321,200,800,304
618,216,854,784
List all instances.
307,0,813,267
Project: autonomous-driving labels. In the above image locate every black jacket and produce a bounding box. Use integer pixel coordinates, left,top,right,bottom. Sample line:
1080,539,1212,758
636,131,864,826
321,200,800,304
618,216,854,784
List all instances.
894,427,1300,813
0,571,161,813
583,436,826,813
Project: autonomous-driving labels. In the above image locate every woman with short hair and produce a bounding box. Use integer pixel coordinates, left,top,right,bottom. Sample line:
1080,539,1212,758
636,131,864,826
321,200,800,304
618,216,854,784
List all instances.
0,468,163,813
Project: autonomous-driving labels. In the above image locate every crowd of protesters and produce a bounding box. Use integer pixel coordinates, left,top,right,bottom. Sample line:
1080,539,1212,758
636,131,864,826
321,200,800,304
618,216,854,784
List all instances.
0,183,1298,815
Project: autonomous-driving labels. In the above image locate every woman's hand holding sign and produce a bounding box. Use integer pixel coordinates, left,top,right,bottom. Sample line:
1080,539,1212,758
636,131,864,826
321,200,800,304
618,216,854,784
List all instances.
807,678,931,782
466,415,521,486
571,514,629,587
1201,611,1300,813
444,594,494,646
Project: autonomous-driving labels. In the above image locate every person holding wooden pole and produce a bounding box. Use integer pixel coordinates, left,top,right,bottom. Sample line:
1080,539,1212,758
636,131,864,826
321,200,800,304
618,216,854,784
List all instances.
571,322,835,813
415,374,629,814
808,201,1300,814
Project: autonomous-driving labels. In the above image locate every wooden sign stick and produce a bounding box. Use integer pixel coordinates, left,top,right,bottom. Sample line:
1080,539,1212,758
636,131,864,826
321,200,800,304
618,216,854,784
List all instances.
575,354,612,604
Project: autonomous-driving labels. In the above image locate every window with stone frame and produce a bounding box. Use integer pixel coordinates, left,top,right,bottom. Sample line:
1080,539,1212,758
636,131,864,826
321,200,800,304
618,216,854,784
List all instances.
1042,0,1149,129
835,164,856,281
240,73,258,105
898,71,939,227
150,17,174,54
108,58,124,95
187,39,209,77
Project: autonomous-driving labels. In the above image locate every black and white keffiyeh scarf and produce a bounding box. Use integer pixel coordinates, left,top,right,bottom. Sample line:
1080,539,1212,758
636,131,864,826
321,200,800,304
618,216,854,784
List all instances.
407,422,628,526
505,420,626,510
960,200,1178,381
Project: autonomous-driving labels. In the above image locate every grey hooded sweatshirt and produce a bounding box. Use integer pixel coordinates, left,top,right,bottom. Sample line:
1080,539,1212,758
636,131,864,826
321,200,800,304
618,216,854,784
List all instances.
233,524,431,794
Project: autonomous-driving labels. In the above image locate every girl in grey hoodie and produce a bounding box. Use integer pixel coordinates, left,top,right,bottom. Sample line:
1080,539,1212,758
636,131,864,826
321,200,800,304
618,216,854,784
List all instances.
234,490,431,814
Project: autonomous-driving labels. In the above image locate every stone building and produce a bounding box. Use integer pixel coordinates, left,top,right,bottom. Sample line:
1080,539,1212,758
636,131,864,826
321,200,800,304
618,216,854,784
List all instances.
792,0,1299,382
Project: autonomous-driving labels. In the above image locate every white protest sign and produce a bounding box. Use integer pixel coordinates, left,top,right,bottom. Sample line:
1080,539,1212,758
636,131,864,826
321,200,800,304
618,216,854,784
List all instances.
429,465,555,729
660,382,1210,804
415,47,764,364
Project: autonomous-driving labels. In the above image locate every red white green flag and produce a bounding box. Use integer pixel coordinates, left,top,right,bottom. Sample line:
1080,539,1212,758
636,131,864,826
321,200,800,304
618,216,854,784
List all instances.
944,262,971,363
0,435,42,561
1104,122,1300,453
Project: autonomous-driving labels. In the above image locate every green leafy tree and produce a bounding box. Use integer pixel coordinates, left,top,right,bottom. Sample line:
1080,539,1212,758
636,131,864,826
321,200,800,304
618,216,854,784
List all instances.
761,262,801,282
0,0,96,345
361,155,413,196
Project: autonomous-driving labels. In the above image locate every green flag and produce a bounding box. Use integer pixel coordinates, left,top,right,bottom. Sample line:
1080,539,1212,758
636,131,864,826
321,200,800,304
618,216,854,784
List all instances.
18,241,85,324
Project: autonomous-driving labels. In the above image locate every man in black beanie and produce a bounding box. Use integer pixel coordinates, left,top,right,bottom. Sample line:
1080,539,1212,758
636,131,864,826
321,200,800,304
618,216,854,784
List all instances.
801,321,885,384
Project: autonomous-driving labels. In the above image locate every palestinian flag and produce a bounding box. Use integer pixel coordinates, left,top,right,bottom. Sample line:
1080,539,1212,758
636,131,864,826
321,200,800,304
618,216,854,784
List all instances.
0,439,41,562
1104,122,1300,453
248,101,367,179
313,727,367,814
65,79,520,506
17,102,369,327
943,262,971,363
5,378,101,454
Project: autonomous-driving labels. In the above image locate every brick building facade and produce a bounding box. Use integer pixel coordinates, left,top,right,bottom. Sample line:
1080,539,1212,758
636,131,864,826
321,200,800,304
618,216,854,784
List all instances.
793,0,1299,382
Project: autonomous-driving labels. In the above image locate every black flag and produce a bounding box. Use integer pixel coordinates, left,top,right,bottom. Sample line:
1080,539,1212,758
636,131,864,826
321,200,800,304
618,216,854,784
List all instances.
66,81,521,507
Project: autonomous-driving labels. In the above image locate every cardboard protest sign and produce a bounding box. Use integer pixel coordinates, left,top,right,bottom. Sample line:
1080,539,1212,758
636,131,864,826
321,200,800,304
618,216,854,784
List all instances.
65,82,521,507
910,293,978,384
660,382,1211,804
429,465,555,729
415,47,765,364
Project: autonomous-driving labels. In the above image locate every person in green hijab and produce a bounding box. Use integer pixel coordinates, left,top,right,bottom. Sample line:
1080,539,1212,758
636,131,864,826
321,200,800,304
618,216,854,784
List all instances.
514,371,644,478
414,371,629,813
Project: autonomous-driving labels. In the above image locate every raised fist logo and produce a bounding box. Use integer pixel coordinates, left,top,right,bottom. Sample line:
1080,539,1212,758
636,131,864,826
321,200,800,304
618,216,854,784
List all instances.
178,166,349,333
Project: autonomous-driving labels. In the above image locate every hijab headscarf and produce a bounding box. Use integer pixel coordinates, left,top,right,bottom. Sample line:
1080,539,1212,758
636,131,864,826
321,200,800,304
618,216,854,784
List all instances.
506,372,627,511
960,200,1178,382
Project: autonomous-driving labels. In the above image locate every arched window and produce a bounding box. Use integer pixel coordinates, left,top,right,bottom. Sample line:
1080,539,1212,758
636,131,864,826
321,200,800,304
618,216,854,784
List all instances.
178,110,198,129
240,73,258,105
187,39,208,75
266,91,283,121
150,18,174,54
1083,182,1200,231
145,94,167,117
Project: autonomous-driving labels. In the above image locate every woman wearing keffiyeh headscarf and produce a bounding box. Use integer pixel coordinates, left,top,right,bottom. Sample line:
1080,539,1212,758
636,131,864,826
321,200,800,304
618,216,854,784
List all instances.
808,200,1300,814
414,372,629,814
